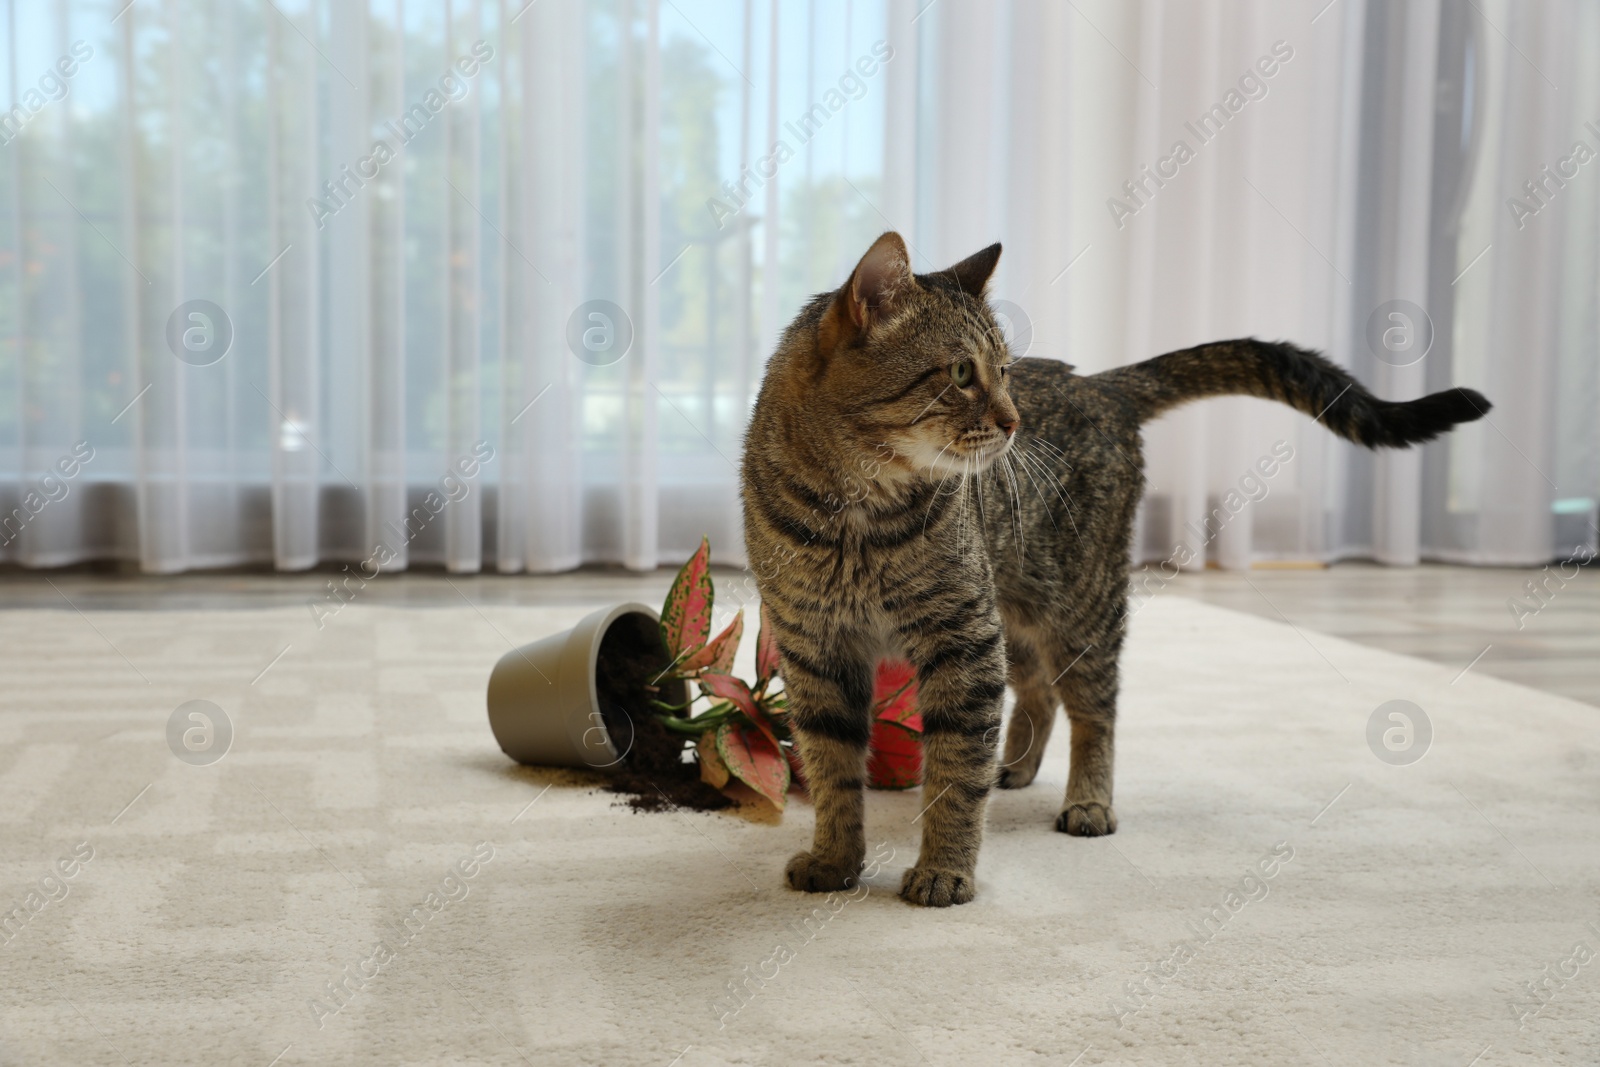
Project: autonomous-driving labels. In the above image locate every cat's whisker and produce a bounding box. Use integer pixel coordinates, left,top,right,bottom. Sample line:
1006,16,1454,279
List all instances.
953,457,966,552
923,439,956,484
1011,447,1062,550
973,451,989,535
998,453,1025,557
960,454,972,550
1025,436,1068,468
1017,445,1083,544
923,442,962,538
1014,445,1052,490
1026,434,1073,470
1024,439,1071,486
1024,447,1088,531
1011,447,1059,533
933,444,969,499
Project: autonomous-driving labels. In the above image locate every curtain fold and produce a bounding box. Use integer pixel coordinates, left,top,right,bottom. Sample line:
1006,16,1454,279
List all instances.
899,0,1593,570
0,0,1593,574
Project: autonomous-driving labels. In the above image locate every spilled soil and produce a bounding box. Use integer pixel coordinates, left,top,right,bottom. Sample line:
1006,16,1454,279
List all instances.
595,612,733,813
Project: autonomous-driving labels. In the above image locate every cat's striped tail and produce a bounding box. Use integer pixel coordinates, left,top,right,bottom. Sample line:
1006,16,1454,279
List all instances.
1094,337,1490,448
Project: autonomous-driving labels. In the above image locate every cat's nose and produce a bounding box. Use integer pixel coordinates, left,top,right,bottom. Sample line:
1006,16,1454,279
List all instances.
996,416,1017,437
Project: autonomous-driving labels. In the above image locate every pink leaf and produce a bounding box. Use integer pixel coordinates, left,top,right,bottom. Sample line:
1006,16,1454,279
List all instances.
756,602,782,685
867,717,923,789
716,720,790,810
660,536,714,658
679,610,743,675
700,671,757,717
701,672,782,747
872,658,921,733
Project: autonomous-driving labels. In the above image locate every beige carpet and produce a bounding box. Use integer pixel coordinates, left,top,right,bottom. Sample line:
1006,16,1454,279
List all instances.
0,592,1597,1066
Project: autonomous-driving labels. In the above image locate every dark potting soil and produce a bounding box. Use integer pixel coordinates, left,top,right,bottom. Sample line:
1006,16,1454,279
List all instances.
596,612,733,813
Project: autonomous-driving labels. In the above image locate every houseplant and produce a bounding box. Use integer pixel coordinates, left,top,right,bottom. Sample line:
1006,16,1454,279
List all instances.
647,537,796,809
486,536,924,812
651,538,925,808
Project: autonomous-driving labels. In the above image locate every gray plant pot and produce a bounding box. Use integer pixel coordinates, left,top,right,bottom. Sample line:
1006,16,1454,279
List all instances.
486,602,686,770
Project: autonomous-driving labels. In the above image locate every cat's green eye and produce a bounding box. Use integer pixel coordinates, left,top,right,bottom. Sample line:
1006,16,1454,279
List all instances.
950,359,975,388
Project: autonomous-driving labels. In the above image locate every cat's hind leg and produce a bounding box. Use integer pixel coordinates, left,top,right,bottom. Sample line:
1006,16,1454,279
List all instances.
996,629,1058,790
1052,639,1120,837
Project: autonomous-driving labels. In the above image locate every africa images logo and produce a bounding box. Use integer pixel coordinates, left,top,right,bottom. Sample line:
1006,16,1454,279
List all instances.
705,41,893,230
306,41,494,230
1105,40,1295,230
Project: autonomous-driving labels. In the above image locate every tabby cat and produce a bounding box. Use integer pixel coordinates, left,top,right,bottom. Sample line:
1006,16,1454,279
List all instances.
741,232,1488,906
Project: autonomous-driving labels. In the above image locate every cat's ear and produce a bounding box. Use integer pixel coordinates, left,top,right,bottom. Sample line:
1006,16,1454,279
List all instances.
839,231,914,332
943,242,1002,297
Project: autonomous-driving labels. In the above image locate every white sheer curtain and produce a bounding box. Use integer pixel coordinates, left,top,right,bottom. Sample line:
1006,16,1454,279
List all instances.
1,0,890,573
1,0,1592,574
886,0,1593,569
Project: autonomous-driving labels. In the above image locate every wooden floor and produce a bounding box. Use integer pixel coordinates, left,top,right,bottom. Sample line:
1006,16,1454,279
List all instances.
1166,563,1598,706
4,560,1594,707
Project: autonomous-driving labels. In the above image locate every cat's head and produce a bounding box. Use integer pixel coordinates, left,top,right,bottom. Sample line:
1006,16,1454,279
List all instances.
799,231,1020,481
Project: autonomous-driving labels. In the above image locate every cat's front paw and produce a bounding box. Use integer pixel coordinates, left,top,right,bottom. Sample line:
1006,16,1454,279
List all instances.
899,865,976,907
784,850,860,893
1055,802,1117,836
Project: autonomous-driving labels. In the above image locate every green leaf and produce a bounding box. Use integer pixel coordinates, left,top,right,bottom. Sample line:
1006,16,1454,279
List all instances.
715,720,790,810
660,536,714,658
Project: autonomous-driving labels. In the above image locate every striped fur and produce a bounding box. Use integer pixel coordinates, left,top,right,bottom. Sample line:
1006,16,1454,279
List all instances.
741,232,1489,906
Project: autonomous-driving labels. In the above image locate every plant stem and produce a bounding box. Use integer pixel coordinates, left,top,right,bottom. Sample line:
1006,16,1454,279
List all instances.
656,714,713,736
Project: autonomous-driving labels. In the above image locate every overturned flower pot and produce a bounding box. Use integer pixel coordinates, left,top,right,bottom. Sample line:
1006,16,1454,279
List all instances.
486,602,729,811
486,602,685,769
